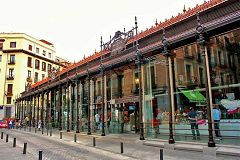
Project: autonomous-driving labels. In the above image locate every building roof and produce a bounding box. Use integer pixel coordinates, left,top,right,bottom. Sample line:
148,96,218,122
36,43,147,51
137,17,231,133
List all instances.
39,39,53,46
31,0,225,89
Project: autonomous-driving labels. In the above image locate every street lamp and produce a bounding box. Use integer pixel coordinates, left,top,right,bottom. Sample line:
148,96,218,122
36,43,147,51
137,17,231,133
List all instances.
87,67,91,135
134,16,145,140
76,79,80,133
196,13,215,147
162,28,175,144
100,36,106,136
67,82,70,132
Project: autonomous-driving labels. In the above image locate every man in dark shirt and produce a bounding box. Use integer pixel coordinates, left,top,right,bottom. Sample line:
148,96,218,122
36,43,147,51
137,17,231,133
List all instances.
188,107,200,140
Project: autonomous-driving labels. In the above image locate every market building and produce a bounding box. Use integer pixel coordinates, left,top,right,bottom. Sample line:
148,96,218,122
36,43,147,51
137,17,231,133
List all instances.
17,0,240,147
0,33,68,119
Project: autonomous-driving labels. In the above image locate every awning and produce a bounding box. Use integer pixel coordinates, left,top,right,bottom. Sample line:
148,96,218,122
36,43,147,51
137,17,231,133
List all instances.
181,90,206,103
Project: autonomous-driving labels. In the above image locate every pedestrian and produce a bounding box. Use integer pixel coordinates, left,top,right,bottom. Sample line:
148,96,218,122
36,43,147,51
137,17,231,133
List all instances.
213,104,222,140
81,116,86,131
38,120,41,131
95,113,100,130
25,116,29,126
9,120,12,129
188,107,200,140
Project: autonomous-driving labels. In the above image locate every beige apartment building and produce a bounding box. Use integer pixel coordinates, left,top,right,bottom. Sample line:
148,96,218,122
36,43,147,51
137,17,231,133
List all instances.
0,33,67,119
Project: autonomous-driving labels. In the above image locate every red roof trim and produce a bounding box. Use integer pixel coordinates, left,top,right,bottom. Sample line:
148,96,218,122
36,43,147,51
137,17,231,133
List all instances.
31,0,224,89
127,0,224,44
40,39,53,45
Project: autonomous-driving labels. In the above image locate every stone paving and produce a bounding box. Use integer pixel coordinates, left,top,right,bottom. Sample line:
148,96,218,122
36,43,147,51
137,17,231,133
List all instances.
0,128,239,160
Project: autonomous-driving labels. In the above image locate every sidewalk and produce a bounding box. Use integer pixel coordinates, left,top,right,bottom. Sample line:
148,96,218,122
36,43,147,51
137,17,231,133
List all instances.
0,134,35,160
39,128,240,159
8,127,240,160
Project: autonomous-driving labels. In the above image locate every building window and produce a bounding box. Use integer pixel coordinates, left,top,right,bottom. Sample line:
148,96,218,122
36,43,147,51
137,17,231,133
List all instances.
43,50,46,56
27,70,31,78
28,45,32,51
9,55,15,64
34,72,38,83
97,81,101,96
10,42,16,48
218,50,224,66
186,64,192,83
36,47,39,54
150,65,156,88
199,67,204,86
35,59,40,69
7,97,12,104
0,43,3,50
7,84,13,94
42,74,45,80
27,57,32,67
134,72,139,93
47,64,52,71
9,68,14,78
42,62,46,71
117,75,123,98
48,52,51,58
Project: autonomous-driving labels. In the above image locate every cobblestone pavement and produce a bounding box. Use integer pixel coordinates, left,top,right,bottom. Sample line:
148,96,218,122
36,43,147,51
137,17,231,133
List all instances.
0,128,239,160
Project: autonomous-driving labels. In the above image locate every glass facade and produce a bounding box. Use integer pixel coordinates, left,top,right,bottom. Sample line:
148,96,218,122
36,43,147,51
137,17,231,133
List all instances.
17,27,240,147
143,28,240,145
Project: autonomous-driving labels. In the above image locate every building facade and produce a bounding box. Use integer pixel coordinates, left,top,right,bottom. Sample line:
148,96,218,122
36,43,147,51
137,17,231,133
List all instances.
18,0,240,146
0,33,66,119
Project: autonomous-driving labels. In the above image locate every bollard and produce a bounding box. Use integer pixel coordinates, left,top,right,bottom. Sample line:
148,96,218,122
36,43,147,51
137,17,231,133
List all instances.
160,149,163,160
74,134,77,142
35,127,37,133
60,132,62,139
24,126,26,131
6,134,8,143
29,127,31,132
13,138,16,147
1,132,3,139
120,142,123,154
42,128,44,135
23,143,27,154
93,137,96,147
50,130,52,136
39,150,43,160
47,128,49,136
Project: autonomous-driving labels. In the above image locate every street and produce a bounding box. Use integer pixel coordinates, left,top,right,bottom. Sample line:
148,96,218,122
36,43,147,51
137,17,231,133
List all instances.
0,128,239,160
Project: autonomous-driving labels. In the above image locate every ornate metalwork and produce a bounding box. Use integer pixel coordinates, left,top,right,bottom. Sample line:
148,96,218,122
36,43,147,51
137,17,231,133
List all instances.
196,12,215,148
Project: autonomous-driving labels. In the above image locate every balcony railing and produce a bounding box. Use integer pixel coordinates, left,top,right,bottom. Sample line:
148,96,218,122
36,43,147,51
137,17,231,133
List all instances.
184,54,194,59
6,76,14,80
5,91,13,96
8,61,15,65
26,77,33,82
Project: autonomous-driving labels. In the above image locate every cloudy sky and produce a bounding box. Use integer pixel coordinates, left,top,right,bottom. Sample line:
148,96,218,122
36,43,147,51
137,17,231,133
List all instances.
0,0,204,62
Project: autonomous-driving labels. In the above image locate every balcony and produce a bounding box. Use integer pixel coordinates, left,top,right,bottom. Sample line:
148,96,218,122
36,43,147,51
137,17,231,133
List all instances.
5,91,13,96
219,64,228,69
6,75,14,80
197,53,203,63
184,54,194,59
26,77,33,83
8,61,15,65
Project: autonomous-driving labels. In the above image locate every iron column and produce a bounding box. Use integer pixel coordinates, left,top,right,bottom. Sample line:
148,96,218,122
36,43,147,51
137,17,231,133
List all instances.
196,13,215,147
162,28,175,144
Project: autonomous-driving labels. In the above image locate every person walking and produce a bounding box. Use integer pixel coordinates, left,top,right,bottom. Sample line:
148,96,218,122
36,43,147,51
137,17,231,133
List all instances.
188,107,200,140
9,120,12,129
38,120,41,131
213,104,222,140
95,113,100,130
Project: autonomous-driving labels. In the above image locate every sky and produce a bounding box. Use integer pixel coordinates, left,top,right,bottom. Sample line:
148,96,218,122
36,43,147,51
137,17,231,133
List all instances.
0,0,205,62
